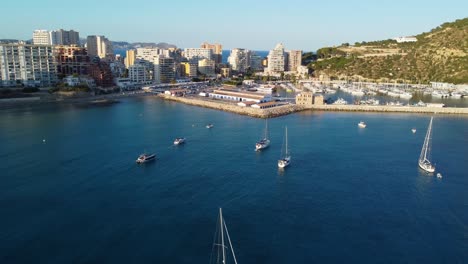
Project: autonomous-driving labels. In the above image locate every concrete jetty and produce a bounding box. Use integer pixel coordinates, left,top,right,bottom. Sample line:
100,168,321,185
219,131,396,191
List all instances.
306,104,468,115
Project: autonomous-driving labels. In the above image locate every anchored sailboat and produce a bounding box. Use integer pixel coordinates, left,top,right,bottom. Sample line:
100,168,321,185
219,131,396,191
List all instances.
418,117,435,173
278,126,291,168
210,208,238,264
255,119,270,151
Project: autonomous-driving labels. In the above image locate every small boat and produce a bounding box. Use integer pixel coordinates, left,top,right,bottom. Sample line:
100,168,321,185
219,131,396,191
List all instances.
412,128,417,133
418,117,435,173
358,121,367,128
174,137,186,145
136,153,156,164
437,173,442,178
278,126,291,168
255,119,270,151
210,208,238,264
206,124,214,129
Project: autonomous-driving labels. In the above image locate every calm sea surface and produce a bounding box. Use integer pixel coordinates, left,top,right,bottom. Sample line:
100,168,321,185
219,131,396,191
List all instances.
1,97,467,263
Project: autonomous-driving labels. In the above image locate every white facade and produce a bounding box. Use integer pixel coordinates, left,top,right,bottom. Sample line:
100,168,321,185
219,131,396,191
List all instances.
267,43,286,73
86,35,113,59
184,48,213,62
33,30,51,45
227,48,251,73
297,65,309,76
394,36,417,43
0,43,57,87
129,64,152,83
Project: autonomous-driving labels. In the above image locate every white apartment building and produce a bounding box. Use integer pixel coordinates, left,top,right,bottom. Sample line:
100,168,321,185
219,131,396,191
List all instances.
129,63,152,83
227,48,251,73
198,59,215,76
33,30,51,45
0,43,57,87
86,35,113,59
50,29,80,45
267,43,286,73
154,56,175,84
184,48,213,62
287,50,302,72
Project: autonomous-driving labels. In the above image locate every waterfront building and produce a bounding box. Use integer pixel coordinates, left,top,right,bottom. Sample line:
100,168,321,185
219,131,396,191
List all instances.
251,101,281,109
198,59,216,76
295,92,324,106
154,56,175,84
220,67,231,78
125,49,136,68
55,45,90,76
129,63,152,83
88,59,114,87
50,29,80,45
209,89,271,103
0,42,57,87
32,30,51,45
180,62,197,78
267,43,286,73
227,48,251,73
86,35,113,60
184,48,213,63
136,47,163,62
287,50,302,72
201,42,222,64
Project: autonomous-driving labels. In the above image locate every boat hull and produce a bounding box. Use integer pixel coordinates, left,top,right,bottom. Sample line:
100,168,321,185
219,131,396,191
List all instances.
255,139,270,151
278,157,291,168
418,161,435,173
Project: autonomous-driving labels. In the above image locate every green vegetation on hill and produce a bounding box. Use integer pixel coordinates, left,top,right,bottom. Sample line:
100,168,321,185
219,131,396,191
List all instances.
309,18,468,84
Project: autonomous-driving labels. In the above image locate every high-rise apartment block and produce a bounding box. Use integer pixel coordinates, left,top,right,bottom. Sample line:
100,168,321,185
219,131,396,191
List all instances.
86,35,113,60
180,62,198,78
125,49,136,68
287,50,302,72
55,45,90,76
50,29,80,46
33,30,51,45
267,43,286,73
0,43,57,87
201,42,222,64
129,63,152,83
154,56,175,84
198,59,215,76
227,48,251,73
184,48,213,63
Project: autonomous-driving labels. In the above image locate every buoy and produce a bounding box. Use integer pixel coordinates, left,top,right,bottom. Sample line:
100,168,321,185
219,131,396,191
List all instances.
42,139,46,143
437,173,442,178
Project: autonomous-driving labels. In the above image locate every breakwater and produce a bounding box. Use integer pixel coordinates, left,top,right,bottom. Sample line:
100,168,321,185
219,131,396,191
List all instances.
158,94,302,118
307,104,468,115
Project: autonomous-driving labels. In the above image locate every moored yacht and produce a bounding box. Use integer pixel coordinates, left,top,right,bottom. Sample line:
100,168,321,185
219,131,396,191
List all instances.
278,126,291,168
136,153,156,164
358,121,367,128
255,119,270,151
418,117,435,173
206,123,214,129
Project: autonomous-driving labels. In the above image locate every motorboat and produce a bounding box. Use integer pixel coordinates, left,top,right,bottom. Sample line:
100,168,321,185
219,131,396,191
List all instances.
136,153,156,164
174,137,186,145
206,124,214,129
358,121,367,128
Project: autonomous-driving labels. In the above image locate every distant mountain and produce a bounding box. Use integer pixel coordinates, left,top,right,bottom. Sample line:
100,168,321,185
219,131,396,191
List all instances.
310,18,468,84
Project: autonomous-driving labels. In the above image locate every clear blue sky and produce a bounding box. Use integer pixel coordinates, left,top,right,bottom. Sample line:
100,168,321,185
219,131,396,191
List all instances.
1,0,466,51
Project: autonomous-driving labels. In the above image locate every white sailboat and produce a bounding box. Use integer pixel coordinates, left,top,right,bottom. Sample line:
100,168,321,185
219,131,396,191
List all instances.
418,117,435,173
255,119,270,151
210,208,238,264
278,126,291,168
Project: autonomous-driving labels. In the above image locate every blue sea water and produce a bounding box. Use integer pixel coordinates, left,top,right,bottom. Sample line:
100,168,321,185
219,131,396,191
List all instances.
0,97,467,263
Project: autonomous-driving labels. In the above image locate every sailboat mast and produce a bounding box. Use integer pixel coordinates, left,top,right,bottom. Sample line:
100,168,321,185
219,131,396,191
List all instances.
265,119,268,139
424,117,433,160
219,208,226,264
285,126,288,155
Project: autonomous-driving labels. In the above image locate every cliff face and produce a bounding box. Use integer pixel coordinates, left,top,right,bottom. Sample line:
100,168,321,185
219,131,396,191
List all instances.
310,18,468,84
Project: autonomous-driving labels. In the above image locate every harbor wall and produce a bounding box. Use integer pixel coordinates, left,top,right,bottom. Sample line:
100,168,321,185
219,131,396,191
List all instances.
158,94,301,118
306,105,468,115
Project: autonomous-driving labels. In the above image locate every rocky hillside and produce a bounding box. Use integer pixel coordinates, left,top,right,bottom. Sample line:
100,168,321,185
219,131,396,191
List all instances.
310,18,468,84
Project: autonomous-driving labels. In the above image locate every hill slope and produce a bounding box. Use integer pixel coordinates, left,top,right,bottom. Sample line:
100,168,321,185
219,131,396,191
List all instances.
310,18,468,84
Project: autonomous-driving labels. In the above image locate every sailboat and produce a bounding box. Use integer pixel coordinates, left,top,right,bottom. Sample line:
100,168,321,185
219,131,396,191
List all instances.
418,117,435,173
255,119,270,151
278,126,291,168
209,208,238,264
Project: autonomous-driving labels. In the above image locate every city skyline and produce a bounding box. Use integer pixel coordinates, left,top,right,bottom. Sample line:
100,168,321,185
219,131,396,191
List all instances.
1,0,467,51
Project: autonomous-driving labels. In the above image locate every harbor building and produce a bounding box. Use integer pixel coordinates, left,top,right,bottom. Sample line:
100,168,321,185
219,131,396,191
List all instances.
201,42,222,64
32,30,51,45
184,48,213,63
251,101,281,109
267,43,286,73
50,29,80,45
125,49,136,68
209,89,272,103
55,45,91,76
198,58,216,76
295,92,324,106
287,50,302,72
154,56,175,84
0,42,57,87
227,48,251,73
86,35,113,60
